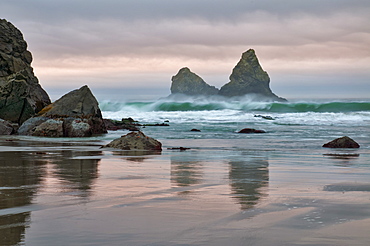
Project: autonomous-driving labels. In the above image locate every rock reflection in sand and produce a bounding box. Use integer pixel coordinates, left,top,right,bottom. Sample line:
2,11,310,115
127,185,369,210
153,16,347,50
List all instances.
0,152,46,245
0,148,102,245
228,156,269,210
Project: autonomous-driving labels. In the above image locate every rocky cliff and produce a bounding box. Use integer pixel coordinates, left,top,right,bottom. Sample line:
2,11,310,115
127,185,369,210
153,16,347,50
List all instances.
219,49,286,101
170,67,219,96
0,19,51,124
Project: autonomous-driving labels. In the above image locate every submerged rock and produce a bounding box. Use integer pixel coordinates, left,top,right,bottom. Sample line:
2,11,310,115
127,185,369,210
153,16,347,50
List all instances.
103,131,162,151
167,147,190,151
0,19,51,124
322,136,360,148
18,85,107,137
254,114,275,120
238,128,266,134
219,49,286,101
170,67,219,96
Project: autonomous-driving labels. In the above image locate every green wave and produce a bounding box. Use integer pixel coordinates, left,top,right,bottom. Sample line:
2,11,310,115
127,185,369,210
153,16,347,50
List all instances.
100,100,370,113
265,102,370,113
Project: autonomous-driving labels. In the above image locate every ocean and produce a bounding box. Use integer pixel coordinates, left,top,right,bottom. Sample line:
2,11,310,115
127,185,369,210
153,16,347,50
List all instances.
100,97,370,148
1,96,370,245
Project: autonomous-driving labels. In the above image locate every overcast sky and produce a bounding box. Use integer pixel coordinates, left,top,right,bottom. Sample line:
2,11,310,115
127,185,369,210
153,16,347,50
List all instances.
1,0,369,100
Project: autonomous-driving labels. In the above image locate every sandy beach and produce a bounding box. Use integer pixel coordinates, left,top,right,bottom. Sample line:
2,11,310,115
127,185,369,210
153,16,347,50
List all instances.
1,135,369,246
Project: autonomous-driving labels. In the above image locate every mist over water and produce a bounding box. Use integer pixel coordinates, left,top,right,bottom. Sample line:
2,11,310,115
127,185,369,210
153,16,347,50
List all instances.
100,96,370,128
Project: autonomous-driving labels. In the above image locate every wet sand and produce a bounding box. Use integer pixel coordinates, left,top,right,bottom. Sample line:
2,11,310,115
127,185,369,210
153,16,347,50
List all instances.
1,136,370,246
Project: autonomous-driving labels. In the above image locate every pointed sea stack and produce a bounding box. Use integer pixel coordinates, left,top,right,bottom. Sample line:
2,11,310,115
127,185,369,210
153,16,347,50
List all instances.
170,67,219,96
219,49,286,101
0,19,51,124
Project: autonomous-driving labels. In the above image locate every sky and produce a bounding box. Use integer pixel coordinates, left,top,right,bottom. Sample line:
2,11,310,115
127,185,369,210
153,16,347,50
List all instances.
1,0,369,100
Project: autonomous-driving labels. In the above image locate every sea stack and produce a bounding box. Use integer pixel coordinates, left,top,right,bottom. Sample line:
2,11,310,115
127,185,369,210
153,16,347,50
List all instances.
0,19,51,124
219,49,286,101
170,67,219,96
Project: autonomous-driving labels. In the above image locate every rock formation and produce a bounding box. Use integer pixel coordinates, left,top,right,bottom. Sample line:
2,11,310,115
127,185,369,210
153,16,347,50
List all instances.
322,136,360,148
18,85,107,137
219,49,286,101
0,19,51,124
103,131,162,151
169,50,286,101
170,67,219,96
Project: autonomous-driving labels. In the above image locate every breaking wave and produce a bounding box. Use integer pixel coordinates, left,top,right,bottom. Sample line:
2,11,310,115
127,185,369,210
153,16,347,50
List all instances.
100,98,370,114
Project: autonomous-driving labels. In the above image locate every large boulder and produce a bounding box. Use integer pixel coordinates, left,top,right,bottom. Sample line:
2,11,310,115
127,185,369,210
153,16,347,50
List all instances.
219,49,286,101
103,131,162,151
0,19,51,124
323,136,360,148
170,67,219,96
18,85,107,137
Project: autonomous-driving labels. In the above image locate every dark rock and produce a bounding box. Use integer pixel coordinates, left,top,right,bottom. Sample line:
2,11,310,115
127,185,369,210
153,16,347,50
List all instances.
0,19,51,124
322,136,360,148
18,85,107,137
167,147,190,151
143,123,169,126
102,131,162,151
190,128,201,132
219,49,286,101
238,128,266,134
103,118,140,131
0,118,15,135
254,114,275,120
170,67,219,96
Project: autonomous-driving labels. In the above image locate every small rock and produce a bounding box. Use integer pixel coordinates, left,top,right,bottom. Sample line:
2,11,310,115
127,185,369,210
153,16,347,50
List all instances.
167,147,191,151
103,118,140,131
190,129,201,132
254,114,275,120
238,128,266,134
143,123,169,126
322,136,360,148
102,131,162,151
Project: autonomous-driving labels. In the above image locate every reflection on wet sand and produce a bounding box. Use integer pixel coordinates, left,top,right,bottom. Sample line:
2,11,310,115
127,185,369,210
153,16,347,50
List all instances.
0,149,102,245
228,156,269,210
52,151,101,197
112,150,162,163
0,152,46,246
170,155,203,188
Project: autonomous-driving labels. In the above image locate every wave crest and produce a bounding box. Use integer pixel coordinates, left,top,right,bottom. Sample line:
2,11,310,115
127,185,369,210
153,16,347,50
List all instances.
100,96,370,113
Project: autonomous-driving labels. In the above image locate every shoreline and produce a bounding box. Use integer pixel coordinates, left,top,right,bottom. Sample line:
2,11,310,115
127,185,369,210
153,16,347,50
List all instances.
1,135,370,245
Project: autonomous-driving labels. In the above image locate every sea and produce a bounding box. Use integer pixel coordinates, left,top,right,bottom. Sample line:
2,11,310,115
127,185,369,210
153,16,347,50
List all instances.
99,96,370,149
1,95,370,245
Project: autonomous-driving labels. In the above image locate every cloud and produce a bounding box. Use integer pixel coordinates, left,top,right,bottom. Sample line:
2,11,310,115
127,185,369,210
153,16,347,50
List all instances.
1,0,369,98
